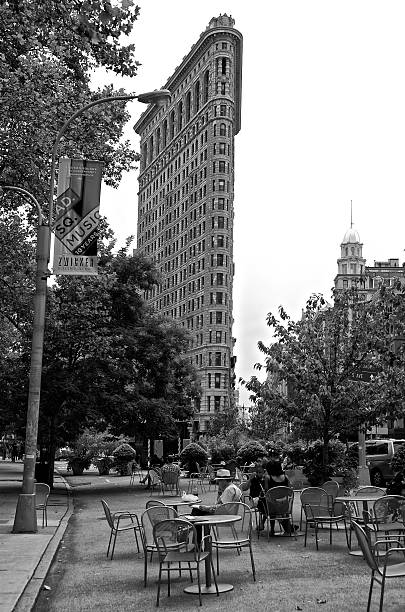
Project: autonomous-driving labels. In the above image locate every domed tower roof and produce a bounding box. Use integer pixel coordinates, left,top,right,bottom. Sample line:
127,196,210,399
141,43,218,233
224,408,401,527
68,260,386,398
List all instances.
342,227,361,244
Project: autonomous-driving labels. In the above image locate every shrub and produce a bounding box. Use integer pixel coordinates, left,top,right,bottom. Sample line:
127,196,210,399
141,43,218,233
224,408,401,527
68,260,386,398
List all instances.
302,439,348,485
283,441,308,468
207,437,235,464
179,442,209,473
236,440,266,466
112,443,137,476
391,443,405,473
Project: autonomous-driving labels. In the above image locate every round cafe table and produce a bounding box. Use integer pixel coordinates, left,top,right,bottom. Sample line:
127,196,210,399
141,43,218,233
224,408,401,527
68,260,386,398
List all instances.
335,493,385,556
158,497,201,514
182,513,242,594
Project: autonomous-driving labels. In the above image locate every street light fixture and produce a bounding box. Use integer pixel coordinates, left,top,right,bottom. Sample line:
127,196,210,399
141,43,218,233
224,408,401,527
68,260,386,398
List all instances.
12,88,171,533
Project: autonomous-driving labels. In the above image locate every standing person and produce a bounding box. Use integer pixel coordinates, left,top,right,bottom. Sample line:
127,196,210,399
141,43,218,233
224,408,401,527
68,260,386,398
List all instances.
11,442,18,462
266,460,298,536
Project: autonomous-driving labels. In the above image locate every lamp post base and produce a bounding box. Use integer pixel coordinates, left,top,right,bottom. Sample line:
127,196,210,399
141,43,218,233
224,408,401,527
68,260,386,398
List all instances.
12,494,37,533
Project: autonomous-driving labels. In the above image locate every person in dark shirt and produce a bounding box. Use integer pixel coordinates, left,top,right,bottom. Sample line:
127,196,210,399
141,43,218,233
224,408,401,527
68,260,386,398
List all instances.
266,460,298,535
241,462,270,530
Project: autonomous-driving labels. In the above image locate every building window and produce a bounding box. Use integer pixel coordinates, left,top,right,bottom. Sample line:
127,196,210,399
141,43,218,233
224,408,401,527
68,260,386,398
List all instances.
178,101,183,130
208,373,211,388
207,396,211,412
204,70,209,103
220,104,227,116
217,235,224,247
218,216,225,228
156,127,161,154
214,396,221,411
215,330,222,343
215,351,221,366
162,119,167,147
194,80,200,112
169,110,175,140
219,123,226,136
185,91,191,123
218,160,226,173
219,142,226,155
214,373,221,388
216,292,223,304
218,180,225,192
216,311,222,324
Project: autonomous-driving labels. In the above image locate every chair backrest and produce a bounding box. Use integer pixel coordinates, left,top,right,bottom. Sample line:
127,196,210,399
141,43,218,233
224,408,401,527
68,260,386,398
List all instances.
322,480,339,500
351,521,378,571
101,499,114,529
265,486,294,517
141,505,178,545
372,495,405,524
355,486,385,497
35,483,50,506
149,468,162,485
161,469,179,485
300,487,329,519
215,501,253,538
153,518,196,556
146,499,167,509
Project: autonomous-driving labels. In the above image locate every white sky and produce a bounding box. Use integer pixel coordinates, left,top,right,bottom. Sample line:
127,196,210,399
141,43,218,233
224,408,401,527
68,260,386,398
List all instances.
98,1,405,405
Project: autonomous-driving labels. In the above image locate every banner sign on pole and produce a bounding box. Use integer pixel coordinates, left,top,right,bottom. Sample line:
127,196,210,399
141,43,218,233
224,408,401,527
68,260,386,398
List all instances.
52,157,103,275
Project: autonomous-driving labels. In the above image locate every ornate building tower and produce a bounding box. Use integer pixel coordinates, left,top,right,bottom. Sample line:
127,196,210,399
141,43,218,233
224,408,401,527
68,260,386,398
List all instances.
134,15,243,437
334,225,367,292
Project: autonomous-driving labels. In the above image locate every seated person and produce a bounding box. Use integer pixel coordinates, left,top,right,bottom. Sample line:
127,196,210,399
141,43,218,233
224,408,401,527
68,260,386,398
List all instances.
161,455,181,475
241,462,270,530
266,460,298,535
192,469,242,515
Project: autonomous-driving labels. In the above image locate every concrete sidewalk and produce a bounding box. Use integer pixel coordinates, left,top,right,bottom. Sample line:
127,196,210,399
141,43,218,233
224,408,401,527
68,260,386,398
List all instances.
0,461,73,612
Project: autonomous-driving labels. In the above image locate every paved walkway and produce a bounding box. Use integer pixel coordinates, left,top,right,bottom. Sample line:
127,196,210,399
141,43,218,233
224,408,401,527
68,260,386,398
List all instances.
0,461,73,612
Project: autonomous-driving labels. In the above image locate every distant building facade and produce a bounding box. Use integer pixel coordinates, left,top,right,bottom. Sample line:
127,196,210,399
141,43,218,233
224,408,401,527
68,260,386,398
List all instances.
334,224,405,437
334,226,405,297
134,15,243,437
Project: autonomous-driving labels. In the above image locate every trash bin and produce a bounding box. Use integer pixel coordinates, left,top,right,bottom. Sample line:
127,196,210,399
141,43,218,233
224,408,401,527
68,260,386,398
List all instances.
34,462,49,483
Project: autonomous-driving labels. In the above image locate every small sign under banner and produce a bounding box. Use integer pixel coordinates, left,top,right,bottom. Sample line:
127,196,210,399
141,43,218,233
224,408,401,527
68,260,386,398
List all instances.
52,158,103,275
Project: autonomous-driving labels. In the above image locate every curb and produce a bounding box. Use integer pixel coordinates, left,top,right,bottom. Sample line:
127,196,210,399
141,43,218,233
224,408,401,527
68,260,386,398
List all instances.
13,473,74,612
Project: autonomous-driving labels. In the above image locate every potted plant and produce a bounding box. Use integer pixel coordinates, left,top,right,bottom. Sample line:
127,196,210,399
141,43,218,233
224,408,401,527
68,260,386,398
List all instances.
179,442,209,474
65,430,97,475
112,443,137,476
66,450,92,476
235,440,267,466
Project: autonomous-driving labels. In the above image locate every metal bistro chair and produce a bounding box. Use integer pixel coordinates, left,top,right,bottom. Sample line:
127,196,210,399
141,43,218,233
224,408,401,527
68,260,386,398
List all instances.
366,495,405,544
35,482,50,527
299,487,327,531
161,469,180,495
188,463,208,493
301,488,349,550
321,480,340,513
264,486,296,539
352,520,405,612
153,517,218,607
140,505,180,586
211,502,256,581
149,468,164,495
100,499,142,560
129,462,143,485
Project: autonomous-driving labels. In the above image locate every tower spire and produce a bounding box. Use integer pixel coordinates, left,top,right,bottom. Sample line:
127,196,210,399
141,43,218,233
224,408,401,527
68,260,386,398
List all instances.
350,200,353,228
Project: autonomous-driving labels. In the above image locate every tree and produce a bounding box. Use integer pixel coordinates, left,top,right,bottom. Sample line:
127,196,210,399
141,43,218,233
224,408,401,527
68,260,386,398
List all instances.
1,1,140,202
244,288,405,478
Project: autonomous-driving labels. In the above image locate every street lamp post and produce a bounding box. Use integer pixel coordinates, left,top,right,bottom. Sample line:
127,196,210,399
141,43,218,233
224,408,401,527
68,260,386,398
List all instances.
11,89,170,533
0,186,49,533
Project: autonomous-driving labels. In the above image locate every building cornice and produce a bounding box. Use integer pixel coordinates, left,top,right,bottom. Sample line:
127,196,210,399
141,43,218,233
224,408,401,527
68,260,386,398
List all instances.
134,24,243,135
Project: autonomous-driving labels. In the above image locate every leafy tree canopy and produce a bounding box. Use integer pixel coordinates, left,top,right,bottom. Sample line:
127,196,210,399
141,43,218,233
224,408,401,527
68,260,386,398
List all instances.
244,288,405,467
